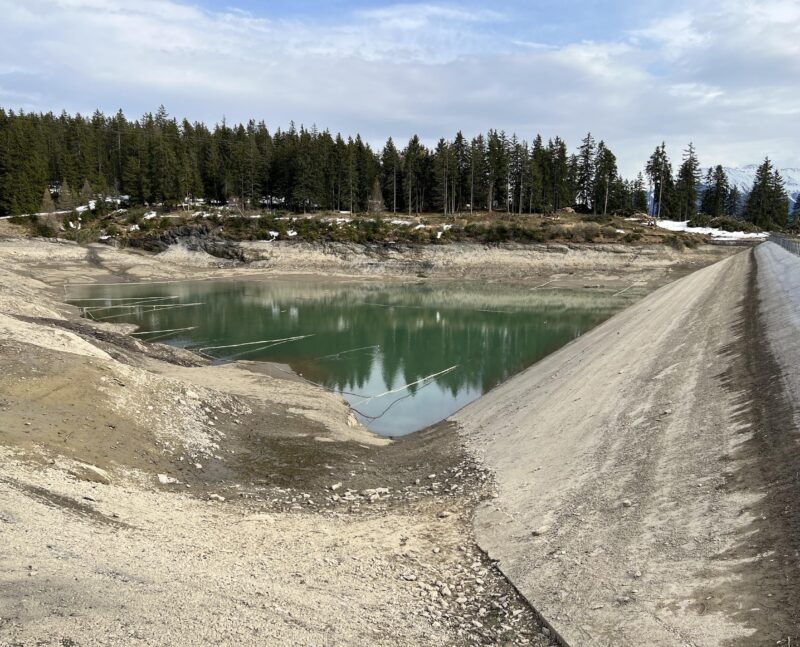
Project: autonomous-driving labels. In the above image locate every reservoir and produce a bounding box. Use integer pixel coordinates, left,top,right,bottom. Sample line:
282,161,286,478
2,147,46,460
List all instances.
68,278,626,436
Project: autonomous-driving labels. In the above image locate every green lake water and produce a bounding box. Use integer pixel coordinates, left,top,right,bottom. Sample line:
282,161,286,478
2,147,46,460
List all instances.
67,279,626,436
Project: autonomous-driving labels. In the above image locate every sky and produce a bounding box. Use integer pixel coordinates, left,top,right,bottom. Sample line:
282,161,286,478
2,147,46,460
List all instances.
1,0,798,175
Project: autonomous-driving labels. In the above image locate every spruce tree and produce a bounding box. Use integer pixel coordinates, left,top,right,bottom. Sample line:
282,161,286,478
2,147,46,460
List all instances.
576,132,596,211
646,143,675,219
743,158,789,229
726,185,741,217
675,143,700,219
381,137,400,213
632,173,649,213
58,180,75,210
700,165,729,217
592,141,617,215
40,186,56,213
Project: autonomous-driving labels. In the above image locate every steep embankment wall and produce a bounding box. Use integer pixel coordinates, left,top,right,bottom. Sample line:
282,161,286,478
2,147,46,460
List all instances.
454,246,800,645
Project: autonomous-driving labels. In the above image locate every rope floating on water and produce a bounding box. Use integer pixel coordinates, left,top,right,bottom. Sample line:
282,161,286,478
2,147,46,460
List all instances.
92,302,205,320
199,334,313,353
612,284,636,297
353,364,459,405
131,326,197,336
68,296,180,303
316,344,380,360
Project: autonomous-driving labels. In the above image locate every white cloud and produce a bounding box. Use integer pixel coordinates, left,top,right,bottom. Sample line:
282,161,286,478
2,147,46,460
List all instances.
0,0,798,175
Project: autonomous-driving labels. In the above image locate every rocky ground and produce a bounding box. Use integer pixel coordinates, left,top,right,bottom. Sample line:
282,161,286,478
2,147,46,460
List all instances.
0,235,740,646
0,236,568,646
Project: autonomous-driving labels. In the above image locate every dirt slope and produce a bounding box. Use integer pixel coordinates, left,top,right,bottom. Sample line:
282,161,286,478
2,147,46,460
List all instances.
454,246,800,646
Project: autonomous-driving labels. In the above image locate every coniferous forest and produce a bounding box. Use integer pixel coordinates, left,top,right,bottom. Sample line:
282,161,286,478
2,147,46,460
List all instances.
0,106,791,229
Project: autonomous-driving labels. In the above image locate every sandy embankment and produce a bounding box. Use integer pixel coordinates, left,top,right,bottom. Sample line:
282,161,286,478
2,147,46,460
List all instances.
0,236,745,646
0,237,560,647
454,244,800,646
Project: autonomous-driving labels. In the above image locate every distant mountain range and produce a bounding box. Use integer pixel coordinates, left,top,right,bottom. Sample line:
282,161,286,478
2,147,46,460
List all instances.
706,164,800,209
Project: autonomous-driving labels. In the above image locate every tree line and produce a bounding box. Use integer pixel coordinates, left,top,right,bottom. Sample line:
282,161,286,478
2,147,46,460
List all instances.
0,106,793,228
646,142,792,229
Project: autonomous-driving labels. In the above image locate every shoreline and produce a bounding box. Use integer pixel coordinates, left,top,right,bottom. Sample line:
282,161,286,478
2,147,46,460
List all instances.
0,235,755,646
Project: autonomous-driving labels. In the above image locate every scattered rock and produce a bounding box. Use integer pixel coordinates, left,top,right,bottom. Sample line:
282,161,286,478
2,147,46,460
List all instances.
621,499,632,508
209,493,226,502
531,525,550,537
68,462,112,485
157,473,179,485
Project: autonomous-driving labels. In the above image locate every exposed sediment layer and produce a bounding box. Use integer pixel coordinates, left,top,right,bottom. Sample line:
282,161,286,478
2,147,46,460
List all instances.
454,243,800,645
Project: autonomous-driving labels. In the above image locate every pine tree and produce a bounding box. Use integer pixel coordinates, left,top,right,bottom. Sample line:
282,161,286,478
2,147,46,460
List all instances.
632,173,648,212
675,143,700,219
576,132,596,211
486,130,508,212
79,179,93,206
58,180,75,210
368,177,384,213
792,197,800,224
646,143,674,219
726,185,741,217
40,186,56,213
381,138,400,213
700,165,729,217
592,141,617,215
468,135,488,213
743,158,789,228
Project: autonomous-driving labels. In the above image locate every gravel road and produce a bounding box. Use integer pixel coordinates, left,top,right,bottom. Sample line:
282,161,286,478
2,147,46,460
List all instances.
454,244,800,646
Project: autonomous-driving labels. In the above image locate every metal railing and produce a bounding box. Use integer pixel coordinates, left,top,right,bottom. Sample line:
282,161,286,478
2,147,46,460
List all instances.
770,233,800,256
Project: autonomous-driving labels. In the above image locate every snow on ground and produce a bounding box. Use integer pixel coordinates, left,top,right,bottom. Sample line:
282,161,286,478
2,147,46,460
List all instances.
656,219,768,240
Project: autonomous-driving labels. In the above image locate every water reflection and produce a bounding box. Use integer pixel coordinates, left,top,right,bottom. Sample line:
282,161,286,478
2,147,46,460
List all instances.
68,280,623,435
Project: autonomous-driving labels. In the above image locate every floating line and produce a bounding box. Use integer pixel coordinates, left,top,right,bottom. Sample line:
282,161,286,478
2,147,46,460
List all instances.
199,334,313,353
142,329,197,342
612,284,636,297
353,364,459,405
131,326,197,336
224,336,313,360
530,279,556,290
316,344,380,360
92,302,205,320
68,296,180,303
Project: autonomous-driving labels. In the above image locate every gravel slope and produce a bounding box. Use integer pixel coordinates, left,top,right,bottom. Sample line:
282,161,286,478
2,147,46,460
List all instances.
454,246,800,646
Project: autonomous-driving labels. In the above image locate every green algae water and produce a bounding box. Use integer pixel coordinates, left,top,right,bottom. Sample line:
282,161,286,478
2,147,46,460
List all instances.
67,279,625,436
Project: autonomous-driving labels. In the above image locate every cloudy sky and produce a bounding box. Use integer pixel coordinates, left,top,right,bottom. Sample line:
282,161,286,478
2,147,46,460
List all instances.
1,0,798,175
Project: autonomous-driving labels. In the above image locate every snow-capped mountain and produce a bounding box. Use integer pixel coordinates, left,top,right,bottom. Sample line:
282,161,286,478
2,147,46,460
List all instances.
706,164,800,208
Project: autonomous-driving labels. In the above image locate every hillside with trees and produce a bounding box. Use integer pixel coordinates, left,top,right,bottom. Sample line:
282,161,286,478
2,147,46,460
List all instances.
0,106,790,231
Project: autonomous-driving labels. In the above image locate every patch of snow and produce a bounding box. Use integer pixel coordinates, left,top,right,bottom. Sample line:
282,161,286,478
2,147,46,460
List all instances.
656,219,767,240
143,211,157,220
128,224,140,232
286,230,298,237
